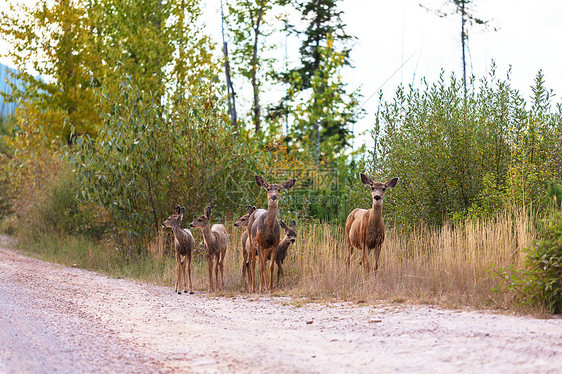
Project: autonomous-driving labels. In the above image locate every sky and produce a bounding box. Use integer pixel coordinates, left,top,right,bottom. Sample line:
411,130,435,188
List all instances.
1,0,562,148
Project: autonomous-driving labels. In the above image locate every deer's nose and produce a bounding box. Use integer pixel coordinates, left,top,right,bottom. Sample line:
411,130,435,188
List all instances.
290,239,295,244
374,195,381,201
271,195,278,201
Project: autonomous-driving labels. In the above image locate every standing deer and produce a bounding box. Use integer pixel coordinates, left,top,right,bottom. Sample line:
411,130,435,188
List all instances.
276,220,297,286
248,175,296,292
162,205,196,294
233,205,256,290
190,206,228,292
345,173,398,274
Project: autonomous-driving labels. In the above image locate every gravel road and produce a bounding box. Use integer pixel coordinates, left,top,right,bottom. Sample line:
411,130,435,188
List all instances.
0,236,561,373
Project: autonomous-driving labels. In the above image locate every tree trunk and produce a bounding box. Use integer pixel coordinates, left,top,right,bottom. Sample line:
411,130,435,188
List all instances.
251,9,264,134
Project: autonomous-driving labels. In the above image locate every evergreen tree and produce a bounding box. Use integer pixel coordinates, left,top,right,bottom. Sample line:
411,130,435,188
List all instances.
280,0,360,162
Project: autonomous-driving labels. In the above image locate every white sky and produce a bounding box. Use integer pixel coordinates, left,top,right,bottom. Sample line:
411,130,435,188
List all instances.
2,0,561,148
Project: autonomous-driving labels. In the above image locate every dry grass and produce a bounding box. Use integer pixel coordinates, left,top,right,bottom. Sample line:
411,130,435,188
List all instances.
149,210,540,311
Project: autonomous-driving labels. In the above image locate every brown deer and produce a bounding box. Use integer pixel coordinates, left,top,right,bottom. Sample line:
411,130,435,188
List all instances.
189,206,228,292
345,173,398,274
233,205,256,290
248,175,296,292
162,205,196,294
275,220,297,286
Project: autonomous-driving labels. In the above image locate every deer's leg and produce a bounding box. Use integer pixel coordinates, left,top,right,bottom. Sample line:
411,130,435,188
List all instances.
219,250,225,290
268,248,277,292
187,255,193,294
373,246,382,274
258,248,266,293
207,255,214,293
180,256,187,293
242,248,248,291
242,258,247,291
214,255,220,291
249,247,256,293
175,253,181,294
362,246,371,274
276,259,283,287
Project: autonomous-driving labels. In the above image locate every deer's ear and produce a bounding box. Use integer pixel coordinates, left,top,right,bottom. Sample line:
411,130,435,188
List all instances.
180,207,185,216
279,220,288,230
255,175,268,188
175,205,181,214
291,220,296,229
205,206,211,218
386,177,399,188
360,173,372,186
281,179,296,189
247,205,256,214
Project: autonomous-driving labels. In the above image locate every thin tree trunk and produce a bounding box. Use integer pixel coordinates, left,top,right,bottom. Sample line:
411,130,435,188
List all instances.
220,0,237,129
251,9,264,134
460,1,467,95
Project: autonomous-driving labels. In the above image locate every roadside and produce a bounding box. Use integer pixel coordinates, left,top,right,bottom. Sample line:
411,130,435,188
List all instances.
0,237,560,373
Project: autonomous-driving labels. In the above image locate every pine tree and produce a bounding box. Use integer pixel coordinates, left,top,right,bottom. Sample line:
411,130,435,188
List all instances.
281,0,360,162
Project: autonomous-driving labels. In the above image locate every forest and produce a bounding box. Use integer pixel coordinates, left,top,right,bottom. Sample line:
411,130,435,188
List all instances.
0,0,561,313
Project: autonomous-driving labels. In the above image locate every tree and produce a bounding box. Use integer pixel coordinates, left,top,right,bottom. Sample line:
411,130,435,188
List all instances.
290,34,360,162
282,0,360,162
421,0,495,94
0,0,99,144
85,0,218,105
227,0,277,133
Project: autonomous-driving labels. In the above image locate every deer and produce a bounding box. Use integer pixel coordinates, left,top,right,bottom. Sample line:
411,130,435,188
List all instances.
233,205,256,291
345,173,398,274
247,175,296,292
162,205,196,294
275,220,297,286
189,206,228,292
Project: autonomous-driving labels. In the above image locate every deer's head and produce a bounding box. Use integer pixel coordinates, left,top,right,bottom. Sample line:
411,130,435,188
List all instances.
234,206,256,228
360,173,399,207
279,220,297,244
163,205,185,228
189,206,212,229
255,175,296,205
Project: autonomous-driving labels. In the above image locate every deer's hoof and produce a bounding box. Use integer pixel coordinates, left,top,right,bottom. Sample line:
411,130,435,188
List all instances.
189,291,194,294
183,290,189,293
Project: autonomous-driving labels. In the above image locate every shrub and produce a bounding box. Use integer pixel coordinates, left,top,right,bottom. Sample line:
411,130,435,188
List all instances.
495,213,562,314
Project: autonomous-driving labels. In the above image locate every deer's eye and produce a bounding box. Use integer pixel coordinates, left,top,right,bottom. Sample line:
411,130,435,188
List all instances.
198,219,202,222
382,188,386,192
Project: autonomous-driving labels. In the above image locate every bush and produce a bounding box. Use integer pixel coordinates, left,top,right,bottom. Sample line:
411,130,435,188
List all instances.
24,168,109,241
496,213,562,314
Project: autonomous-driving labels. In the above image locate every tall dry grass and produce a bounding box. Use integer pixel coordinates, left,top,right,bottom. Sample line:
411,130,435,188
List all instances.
149,209,539,310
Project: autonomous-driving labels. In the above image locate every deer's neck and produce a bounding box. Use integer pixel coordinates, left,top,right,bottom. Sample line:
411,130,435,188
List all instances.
265,201,279,228
201,224,216,246
171,225,189,247
368,203,383,226
277,236,290,251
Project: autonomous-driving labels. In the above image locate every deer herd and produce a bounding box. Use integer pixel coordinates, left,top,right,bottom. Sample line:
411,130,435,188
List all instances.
163,173,398,294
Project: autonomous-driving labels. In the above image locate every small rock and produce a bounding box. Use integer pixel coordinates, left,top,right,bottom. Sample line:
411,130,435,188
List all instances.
306,320,314,325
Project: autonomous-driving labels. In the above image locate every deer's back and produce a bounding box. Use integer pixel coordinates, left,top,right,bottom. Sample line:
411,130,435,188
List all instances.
175,228,195,256
276,239,291,264
240,230,250,261
212,224,228,251
249,209,280,250
346,208,385,250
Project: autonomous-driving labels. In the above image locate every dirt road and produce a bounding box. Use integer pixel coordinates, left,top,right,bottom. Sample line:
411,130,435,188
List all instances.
0,237,560,373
